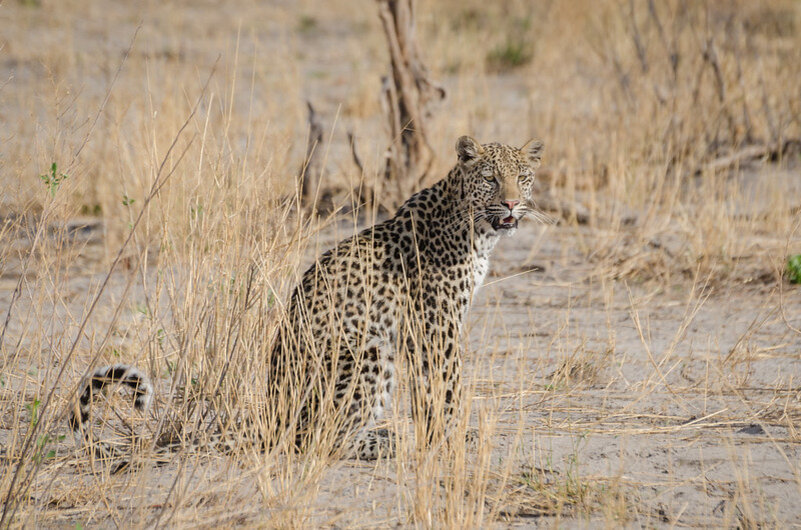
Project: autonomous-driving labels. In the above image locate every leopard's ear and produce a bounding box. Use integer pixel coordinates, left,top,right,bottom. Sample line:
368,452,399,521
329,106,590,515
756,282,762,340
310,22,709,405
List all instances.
456,136,484,164
520,139,544,168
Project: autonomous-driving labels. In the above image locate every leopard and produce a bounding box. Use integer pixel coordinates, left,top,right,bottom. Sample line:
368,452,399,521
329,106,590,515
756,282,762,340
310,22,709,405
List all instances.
71,136,546,462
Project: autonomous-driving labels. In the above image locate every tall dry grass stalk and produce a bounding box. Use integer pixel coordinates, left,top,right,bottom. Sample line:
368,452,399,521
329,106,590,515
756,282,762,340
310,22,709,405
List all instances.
1,0,799,527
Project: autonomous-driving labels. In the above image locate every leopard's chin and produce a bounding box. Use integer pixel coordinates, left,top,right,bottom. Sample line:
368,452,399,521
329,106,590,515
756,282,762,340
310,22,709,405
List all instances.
491,215,518,233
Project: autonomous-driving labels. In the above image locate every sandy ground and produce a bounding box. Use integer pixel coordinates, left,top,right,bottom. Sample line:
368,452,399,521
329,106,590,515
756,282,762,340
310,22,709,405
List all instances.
469,224,801,526
2,212,800,527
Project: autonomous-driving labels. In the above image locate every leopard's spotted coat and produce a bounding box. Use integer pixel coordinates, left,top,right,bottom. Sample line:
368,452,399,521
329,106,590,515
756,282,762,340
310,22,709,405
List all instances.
271,136,545,458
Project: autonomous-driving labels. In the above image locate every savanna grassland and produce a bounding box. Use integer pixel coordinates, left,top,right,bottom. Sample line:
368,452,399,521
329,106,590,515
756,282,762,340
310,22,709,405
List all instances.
1,0,800,527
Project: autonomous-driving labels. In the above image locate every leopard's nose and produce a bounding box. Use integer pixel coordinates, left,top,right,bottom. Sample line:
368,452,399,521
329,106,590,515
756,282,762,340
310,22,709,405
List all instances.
502,200,520,211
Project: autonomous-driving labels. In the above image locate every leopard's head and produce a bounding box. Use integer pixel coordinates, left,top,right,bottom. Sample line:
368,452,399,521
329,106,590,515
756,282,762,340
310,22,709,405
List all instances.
453,136,545,236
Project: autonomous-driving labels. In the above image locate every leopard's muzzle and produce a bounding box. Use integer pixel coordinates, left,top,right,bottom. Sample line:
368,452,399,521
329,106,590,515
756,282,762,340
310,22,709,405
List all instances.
491,215,518,232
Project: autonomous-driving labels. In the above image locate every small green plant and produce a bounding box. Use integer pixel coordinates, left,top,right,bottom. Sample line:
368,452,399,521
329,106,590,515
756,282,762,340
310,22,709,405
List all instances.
266,289,276,308
33,434,65,463
25,399,41,429
190,203,204,220
486,38,533,71
24,399,64,463
80,203,103,215
788,254,801,284
122,194,136,206
486,16,534,72
39,162,69,197
297,14,318,33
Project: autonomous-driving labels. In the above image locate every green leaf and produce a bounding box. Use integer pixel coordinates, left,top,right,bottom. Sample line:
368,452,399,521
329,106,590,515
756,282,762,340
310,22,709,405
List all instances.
788,254,801,284
39,162,68,197
25,399,41,427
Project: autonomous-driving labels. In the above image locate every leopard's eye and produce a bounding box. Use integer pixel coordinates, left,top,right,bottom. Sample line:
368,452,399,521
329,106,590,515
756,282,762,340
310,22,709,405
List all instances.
481,167,495,181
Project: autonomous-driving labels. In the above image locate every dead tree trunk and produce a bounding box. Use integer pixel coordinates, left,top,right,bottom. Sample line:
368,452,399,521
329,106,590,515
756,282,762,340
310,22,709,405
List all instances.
377,0,445,207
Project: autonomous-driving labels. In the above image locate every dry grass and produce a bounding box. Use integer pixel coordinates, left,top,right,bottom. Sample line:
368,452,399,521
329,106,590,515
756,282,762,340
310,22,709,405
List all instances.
1,0,800,527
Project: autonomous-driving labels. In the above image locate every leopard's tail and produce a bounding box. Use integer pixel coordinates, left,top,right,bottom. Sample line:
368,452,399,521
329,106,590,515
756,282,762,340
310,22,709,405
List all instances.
69,364,153,470
69,364,153,431
69,364,265,470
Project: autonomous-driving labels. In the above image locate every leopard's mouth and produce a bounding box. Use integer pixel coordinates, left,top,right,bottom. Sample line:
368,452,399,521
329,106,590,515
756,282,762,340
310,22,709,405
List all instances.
491,215,518,231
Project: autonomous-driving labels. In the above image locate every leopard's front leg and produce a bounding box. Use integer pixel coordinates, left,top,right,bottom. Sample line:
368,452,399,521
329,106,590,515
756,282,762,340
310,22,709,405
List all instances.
408,286,467,447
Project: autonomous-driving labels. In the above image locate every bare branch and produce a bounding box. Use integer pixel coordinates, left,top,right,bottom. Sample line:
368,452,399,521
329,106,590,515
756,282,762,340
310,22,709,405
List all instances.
299,101,325,201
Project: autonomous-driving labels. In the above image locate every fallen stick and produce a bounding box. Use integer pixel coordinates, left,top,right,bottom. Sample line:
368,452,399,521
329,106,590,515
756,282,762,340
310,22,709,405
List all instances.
699,139,801,175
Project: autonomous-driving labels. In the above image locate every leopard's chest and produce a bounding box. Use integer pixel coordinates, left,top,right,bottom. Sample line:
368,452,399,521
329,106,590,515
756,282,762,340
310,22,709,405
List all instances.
471,231,501,294
472,254,491,292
